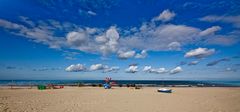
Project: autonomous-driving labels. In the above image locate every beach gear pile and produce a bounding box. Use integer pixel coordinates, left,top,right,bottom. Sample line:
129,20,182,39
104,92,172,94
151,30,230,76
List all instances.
104,77,112,89
37,84,64,90
37,85,46,90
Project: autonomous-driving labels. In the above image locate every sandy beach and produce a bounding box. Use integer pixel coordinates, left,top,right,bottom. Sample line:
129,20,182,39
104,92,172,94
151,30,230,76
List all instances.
0,87,240,112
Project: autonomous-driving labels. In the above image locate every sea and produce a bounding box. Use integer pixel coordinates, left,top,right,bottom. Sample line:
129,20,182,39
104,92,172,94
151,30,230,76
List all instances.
0,80,240,87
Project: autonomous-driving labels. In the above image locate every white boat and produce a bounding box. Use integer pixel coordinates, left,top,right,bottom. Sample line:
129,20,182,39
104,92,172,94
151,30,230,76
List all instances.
157,88,172,93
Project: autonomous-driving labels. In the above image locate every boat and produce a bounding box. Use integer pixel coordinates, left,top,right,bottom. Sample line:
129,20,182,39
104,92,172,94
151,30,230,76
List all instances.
157,88,172,93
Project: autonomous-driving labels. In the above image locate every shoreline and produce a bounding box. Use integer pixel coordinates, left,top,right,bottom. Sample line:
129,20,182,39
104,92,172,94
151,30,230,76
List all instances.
1,80,239,87
1,85,240,90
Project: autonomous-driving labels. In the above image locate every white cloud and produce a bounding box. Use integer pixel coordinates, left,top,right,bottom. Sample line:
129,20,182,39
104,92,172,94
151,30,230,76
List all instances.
125,65,138,73
200,15,240,28
66,31,88,47
89,64,120,73
143,66,168,74
205,35,239,46
120,24,201,51
0,12,238,60
184,48,215,58
170,66,183,74
64,26,121,55
117,50,136,59
103,66,120,73
99,26,120,55
143,66,152,72
151,68,168,74
95,35,108,43
65,64,86,72
0,19,26,29
66,63,119,73
188,60,199,65
199,26,221,36
0,18,66,49
89,64,106,71
167,42,181,50
135,50,147,59
152,9,176,22
19,16,36,27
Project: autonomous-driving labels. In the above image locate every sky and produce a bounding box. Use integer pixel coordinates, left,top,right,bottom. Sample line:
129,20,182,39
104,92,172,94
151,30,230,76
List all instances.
0,0,239,80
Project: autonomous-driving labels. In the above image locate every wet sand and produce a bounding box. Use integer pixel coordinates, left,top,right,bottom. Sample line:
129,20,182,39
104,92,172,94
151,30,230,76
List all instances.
0,87,240,112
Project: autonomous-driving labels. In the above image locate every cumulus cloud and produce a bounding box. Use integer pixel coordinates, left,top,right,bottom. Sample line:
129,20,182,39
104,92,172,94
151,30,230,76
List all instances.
0,18,68,49
184,48,215,58
167,42,181,50
205,35,239,46
99,26,120,55
152,9,176,22
65,63,119,73
65,64,86,72
170,66,183,74
125,65,138,73
89,64,120,73
135,50,148,59
0,11,239,60
117,50,136,59
0,19,26,29
200,15,240,28
120,24,201,51
142,66,152,72
206,58,230,66
0,17,106,55
150,68,168,74
199,26,221,36
143,66,168,74
95,35,108,43
188,60,199,65
66,31,88,47
103,66,120,73
89,64,106,71
16,18,121,56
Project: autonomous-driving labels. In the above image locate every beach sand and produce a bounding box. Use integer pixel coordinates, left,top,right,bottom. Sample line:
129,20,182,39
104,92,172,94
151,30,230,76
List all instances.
0,87,240,112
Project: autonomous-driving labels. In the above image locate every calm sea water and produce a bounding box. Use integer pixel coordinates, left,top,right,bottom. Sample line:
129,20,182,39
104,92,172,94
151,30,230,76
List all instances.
0,80,240,87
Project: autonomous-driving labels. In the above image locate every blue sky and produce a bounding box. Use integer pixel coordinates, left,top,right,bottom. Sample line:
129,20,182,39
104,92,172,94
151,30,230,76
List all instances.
0,0,239,80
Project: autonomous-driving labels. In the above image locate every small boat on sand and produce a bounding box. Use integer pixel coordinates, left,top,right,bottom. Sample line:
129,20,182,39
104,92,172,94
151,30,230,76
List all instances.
157,88,172,93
